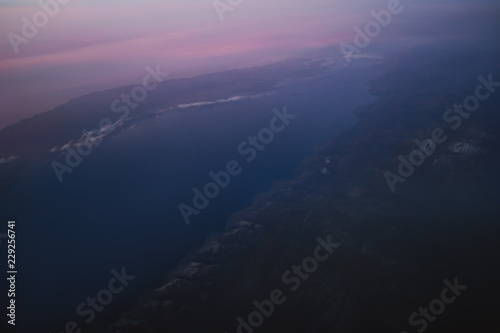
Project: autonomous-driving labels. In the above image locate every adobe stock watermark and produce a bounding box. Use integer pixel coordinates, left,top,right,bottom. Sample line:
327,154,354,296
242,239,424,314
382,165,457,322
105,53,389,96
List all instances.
179,106,296,225
226,234,341,333
340,0,406,64
51,64,169,183
213,0,244,21
400,277,467,333
50,267,135,333
7,0,72,54
384,74,500,192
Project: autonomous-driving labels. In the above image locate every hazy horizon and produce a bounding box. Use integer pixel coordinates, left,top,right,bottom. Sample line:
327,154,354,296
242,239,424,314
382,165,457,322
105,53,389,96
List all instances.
0,0,362,129
1,0,497,129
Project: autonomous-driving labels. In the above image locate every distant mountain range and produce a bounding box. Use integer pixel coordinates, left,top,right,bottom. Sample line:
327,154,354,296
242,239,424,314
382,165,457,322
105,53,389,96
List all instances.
0,58,330,191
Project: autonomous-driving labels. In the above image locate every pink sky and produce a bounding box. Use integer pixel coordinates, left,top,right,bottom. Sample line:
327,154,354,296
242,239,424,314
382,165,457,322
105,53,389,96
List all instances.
0,0,473,129
0,0,382,128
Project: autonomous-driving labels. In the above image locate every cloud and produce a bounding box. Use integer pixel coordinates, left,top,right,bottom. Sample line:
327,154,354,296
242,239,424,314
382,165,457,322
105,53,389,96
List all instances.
176,93,269,109
0,155,19,164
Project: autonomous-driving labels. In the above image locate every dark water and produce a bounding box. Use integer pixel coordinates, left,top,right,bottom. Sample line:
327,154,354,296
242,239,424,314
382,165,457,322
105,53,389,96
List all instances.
0,61,377,331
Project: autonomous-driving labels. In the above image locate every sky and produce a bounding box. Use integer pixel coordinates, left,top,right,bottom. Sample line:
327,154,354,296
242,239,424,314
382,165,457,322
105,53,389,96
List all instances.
0,0,496,129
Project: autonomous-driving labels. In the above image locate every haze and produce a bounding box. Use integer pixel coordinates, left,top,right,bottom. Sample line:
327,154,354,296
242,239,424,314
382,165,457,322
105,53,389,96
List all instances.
0,0,495,129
